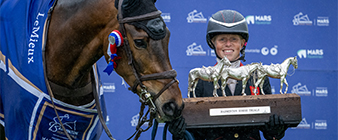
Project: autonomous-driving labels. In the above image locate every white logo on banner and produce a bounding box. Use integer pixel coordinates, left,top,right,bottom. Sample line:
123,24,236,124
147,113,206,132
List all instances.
297,49,307,58
103,83,115,92
261,45,278,56
297,49,324,59
316,17,329,26
186,42,206,56
131,114,140,127
315,120,327,129
291,83,311,95
246,15,272,24
315,87,328,97
187,10,207,23
295,118,311,129
161,13,171,22
293,12,313,25
246,16,255,24
245,49,260,53
210,49,216,57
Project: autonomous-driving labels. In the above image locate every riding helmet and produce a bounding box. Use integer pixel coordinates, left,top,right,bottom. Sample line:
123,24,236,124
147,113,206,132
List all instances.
206,10,249,61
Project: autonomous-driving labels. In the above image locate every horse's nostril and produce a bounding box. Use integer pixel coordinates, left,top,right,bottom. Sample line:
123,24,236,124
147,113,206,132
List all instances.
162,102,177,117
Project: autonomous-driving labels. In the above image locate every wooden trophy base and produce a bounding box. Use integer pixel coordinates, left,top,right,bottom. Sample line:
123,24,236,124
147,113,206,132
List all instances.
182,94,302,128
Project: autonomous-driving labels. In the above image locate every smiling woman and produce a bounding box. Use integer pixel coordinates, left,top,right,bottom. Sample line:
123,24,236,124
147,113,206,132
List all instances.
212,34,246,62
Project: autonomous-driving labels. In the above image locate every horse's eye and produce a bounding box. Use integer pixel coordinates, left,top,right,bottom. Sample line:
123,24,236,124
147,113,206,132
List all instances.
134,39,147,49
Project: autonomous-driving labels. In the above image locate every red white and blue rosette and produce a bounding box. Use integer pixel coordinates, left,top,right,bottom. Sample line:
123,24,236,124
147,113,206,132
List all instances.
103,30,123,75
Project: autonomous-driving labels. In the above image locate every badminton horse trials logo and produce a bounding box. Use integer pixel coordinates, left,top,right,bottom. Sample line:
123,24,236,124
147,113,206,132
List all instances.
291,83,311,95
187,10,207,23
293,12,313,25
186,42,206,56
48,114,79,136
295,118,311,129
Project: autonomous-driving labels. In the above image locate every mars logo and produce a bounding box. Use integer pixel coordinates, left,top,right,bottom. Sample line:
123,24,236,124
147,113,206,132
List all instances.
187,10,207,23
315,120,327,129
316,17,329,26
186,42,206,56
297,49,324,58
297,50,307,58
102,83,115,92
315,87,328,97
246,15,272,25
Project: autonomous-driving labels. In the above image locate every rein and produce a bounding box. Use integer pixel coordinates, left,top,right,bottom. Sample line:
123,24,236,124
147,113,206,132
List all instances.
42,0,74,139
117,0,178,139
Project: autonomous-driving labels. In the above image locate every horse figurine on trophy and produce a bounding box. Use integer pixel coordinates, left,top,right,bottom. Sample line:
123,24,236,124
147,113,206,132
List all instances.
188,57,231,98
254,56,298,95
220,62,263,96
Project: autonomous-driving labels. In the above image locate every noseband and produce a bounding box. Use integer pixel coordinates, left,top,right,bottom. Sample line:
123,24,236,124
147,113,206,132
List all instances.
117,0,179,139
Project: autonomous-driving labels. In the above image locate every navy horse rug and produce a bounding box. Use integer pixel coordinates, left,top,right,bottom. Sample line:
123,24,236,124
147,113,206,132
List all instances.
0,0,106,139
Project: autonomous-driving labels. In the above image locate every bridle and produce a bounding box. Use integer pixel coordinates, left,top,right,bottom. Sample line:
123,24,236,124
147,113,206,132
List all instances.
97,0,179,139
116,0,179,139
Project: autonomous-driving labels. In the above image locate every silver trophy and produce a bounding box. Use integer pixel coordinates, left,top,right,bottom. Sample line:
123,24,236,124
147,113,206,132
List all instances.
188,57,231,98
188,56,298,98
254,56,298,94
220,62,262,96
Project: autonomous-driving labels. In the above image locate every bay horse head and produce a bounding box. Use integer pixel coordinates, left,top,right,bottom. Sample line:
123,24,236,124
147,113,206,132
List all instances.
110,0,184,122
46,0,183,124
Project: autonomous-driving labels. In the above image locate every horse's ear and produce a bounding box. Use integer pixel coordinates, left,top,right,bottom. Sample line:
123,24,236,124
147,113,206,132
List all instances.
115,0,140,11
122,0,139,11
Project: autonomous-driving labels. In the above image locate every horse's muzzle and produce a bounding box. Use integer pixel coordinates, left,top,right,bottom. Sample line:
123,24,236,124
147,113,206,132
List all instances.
162,101,185,120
